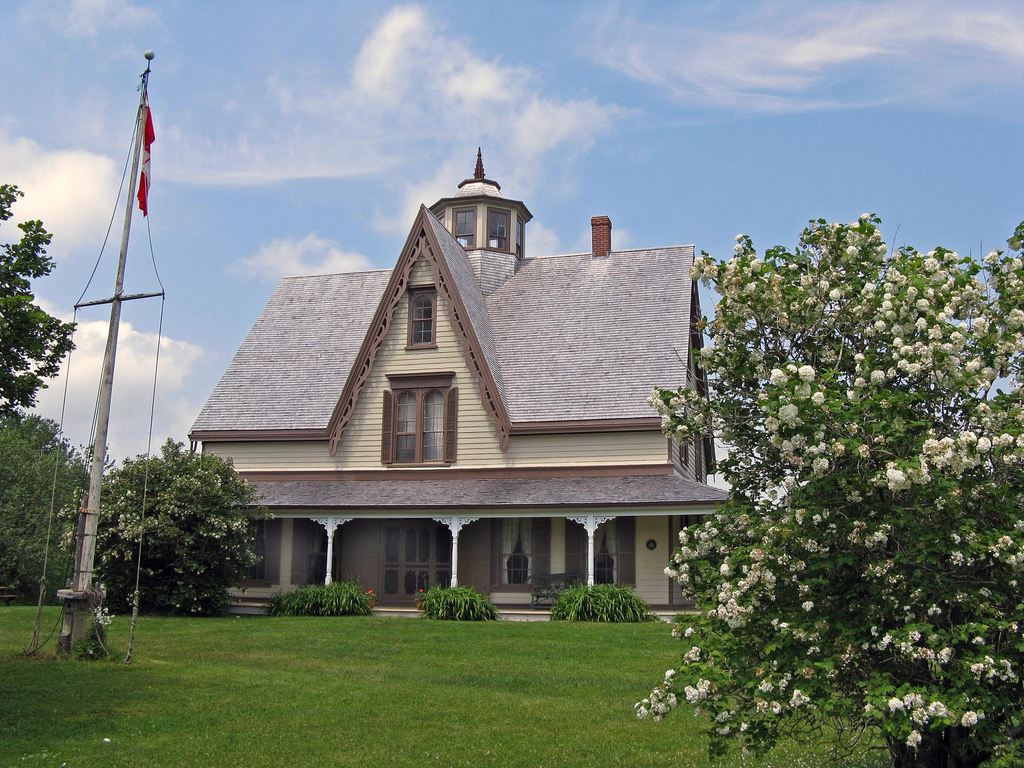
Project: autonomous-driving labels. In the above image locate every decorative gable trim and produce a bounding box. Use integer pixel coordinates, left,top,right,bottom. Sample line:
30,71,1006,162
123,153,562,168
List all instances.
327,206,512,455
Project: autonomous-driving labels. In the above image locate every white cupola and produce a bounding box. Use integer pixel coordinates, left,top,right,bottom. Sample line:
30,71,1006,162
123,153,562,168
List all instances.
429,149,533,294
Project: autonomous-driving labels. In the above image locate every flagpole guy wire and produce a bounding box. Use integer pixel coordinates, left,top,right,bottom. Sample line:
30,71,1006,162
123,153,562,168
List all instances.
54,50,166,656
27,70,145,656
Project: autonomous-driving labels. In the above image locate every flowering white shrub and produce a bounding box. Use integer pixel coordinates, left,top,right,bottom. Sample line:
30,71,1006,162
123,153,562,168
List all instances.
644,216,1024,767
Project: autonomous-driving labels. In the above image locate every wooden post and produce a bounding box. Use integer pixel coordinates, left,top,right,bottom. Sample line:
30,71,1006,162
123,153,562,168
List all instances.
434,517,478,588
312,517,351,585
569,515,613,587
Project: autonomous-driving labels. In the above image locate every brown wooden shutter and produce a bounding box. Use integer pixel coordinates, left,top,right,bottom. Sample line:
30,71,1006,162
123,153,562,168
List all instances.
617,516,636,586
532,518,551,578
265,518,283,584
564,519,585,579
444,387,458,463
703,435,716,477
490,518,501,587
381,390,394,464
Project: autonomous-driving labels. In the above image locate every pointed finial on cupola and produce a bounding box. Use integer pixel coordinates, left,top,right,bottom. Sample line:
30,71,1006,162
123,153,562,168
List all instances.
474,147,485,180
456,147,501,191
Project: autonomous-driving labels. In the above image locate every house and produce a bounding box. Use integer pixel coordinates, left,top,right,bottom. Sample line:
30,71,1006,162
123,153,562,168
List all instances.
189,152,727,608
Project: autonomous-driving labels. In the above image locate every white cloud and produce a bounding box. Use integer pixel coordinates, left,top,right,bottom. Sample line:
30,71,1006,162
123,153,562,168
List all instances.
32,305,204,464
351,6,435,106
0,132,120,252
30,0,158,38
163,4,623,226
371,159,463,235
586,1,1024,112
231,234,374,283
526,222,562,258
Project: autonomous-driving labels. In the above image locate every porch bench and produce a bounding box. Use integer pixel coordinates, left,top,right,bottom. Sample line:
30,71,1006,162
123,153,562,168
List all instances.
527,572,583,607
0,586,15,606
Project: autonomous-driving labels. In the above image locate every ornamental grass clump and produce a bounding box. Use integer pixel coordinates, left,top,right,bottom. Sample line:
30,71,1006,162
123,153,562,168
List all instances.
640,216,1024,768
417,585,499,621
266,581,372,617
550,584,656,622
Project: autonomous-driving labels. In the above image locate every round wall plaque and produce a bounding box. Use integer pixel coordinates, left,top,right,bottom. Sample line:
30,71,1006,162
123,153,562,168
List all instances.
646,538,657,551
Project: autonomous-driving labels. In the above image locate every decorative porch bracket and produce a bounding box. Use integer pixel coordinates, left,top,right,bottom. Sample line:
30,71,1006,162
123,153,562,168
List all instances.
311,516,353,585
568,515,614,586
433,517,479,588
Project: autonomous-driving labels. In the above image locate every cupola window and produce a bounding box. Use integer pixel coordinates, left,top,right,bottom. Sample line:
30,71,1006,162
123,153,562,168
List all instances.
488,208,509,250
454,208,475,248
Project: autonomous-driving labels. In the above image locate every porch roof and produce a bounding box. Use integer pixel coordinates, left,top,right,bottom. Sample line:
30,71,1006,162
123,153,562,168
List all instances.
250,474,728,511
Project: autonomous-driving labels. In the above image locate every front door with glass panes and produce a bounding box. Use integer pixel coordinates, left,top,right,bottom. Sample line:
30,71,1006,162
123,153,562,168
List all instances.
381,521,452,603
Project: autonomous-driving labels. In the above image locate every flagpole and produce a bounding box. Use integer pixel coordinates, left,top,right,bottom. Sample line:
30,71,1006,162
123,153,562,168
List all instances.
58,51,155,654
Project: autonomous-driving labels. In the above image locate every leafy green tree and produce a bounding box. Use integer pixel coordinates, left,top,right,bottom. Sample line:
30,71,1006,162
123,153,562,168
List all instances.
0,184,75,413
640,217,1024,767
0,410,88,600
95,440,266,616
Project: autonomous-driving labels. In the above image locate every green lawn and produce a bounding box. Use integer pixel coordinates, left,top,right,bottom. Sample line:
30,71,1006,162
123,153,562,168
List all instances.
0,607,888,768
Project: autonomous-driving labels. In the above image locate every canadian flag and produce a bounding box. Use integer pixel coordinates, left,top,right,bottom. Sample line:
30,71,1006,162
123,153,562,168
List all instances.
137,95,155,216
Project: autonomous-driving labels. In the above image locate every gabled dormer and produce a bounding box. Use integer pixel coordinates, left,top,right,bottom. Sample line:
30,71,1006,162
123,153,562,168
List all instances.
429,149,533,295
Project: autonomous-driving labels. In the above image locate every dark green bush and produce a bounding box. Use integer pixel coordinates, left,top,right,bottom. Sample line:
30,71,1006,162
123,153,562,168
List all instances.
266,581,372,617
96,440,264,616
417,585,499,621
550,583,657,622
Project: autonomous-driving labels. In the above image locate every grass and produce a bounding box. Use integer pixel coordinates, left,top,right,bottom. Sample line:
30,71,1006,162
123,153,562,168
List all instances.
0,607,889,768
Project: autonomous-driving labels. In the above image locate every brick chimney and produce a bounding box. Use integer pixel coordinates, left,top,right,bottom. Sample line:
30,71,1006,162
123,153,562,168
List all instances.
591,216,611,258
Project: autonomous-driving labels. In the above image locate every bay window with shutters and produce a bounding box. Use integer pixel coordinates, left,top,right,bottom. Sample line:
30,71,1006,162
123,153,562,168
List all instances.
380,374,458,465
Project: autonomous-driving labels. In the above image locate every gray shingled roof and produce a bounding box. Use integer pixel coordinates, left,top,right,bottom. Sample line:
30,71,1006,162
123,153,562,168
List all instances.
191,269,391,432
425,211,508,406
251,474,727,509
486,247,693,422
191,227,694,434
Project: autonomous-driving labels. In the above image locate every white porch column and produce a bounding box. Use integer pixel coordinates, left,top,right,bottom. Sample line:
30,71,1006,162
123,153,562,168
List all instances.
311,516,353,585
434,517,479,587
569,515,613,586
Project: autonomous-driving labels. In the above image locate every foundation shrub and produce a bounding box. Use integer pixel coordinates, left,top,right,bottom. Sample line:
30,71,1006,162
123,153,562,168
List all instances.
550,584,657,622
266,581,372,617
417,585,499,621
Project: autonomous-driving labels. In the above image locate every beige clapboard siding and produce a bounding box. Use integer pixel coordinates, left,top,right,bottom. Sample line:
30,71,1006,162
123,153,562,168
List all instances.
507,431,666,467
208,428,667,471
335,257,507,468
409,256,434,287
634,515,670,605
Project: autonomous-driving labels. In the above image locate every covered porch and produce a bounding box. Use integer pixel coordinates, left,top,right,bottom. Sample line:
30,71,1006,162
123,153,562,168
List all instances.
234,473,725,609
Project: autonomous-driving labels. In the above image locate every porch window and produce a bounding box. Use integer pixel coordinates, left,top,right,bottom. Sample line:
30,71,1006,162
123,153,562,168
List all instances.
246,519,267,581
501,518,533,584
594,520,617,584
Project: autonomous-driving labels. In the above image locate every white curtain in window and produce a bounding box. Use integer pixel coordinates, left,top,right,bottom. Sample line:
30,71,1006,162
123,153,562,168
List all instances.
422,390,444,461
501,518,533,584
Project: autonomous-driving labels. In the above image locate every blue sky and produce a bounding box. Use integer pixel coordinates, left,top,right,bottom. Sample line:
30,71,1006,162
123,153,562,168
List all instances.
1,0,1022,461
